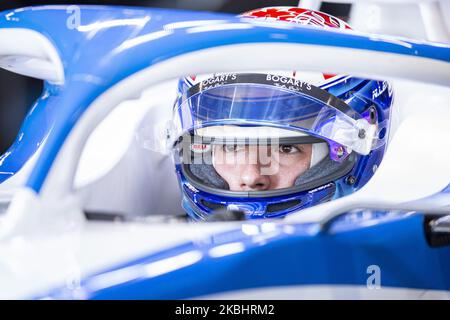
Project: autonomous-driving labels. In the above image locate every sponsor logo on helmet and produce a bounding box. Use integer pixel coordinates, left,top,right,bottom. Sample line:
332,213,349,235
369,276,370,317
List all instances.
190,143,211,153
372,81,389,100
266,74,312,91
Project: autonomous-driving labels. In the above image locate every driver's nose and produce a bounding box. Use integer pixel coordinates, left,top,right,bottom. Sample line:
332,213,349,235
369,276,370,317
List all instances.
239,164,270,191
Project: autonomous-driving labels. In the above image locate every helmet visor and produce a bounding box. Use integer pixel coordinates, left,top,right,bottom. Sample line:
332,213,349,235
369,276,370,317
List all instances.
171,73,384,155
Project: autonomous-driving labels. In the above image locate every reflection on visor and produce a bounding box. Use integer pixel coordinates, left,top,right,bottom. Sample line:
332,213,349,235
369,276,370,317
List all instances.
172,73,384,155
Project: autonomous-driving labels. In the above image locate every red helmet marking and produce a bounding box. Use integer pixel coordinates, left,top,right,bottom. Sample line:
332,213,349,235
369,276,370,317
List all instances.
243,7,352,30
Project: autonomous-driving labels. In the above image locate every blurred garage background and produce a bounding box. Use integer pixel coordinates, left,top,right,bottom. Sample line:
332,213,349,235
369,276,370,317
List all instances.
0,0,448,156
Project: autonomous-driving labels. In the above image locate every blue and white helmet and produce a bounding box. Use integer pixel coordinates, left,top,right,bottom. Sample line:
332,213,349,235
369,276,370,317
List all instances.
169,7,394,220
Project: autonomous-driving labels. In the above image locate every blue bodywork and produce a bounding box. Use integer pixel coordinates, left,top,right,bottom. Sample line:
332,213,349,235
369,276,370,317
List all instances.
40,213,450,299
0,6,449,299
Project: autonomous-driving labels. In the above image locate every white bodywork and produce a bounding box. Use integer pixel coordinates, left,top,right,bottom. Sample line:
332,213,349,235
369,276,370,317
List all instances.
0,28,64,83
299,0,450,42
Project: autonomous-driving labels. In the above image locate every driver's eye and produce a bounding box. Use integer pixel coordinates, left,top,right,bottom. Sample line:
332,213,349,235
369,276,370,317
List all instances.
223,144,244,152
279,145,300,154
